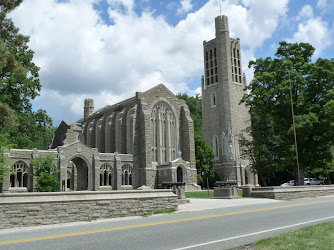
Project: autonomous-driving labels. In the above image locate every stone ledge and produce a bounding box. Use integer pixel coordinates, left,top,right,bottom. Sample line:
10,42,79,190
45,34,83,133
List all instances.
251,185,334,200
0,190,177,204
0,191,178,229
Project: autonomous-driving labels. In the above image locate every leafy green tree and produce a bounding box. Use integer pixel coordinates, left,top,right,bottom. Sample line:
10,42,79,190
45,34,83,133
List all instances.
177,93,202,134
0,133,15,184
0,101,17,184
0,102,18,133
0,1,53,149
242,42,334,185
194,131,216,187
31,155,59,192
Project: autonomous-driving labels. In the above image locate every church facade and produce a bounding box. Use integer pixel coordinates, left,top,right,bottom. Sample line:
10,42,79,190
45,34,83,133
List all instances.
202,15,258,186
2,85,199,193
1,15,257,194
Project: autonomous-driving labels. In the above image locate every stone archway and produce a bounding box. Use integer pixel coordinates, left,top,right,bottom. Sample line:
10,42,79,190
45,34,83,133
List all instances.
177,166,183,182
72,157,89,191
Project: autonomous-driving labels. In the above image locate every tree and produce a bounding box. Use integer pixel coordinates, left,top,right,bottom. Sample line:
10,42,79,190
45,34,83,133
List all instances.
177,93,202,134
194,131,216,187
242,42,334,186
31,155,59,192
0,134,14,184
0,1,53,149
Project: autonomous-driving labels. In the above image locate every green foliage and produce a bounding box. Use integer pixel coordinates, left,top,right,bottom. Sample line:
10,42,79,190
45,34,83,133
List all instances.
194,131,216,186
185,190,214,198
31,155,59,192
242,42,334,186
0,133,15,183
185,190,243,198
255,221,334,250
0,102,18,131
0,1,53,150
176,93,202,134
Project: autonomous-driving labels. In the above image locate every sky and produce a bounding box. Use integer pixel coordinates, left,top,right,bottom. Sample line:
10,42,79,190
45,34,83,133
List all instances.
9,0,334,126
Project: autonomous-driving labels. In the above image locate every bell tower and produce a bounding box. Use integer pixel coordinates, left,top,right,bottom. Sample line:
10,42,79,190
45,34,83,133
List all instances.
202,15,257,186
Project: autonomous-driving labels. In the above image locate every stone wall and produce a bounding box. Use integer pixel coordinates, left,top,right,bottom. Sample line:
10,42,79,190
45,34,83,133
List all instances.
250,185,334,200
0,190,178,229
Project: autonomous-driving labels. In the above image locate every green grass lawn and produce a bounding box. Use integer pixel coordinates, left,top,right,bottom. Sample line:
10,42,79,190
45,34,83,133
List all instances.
185,189,243,198
185,190,214,198
237,221,334,249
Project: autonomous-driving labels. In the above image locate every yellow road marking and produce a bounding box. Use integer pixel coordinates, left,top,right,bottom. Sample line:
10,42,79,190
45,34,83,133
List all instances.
1,199,334,245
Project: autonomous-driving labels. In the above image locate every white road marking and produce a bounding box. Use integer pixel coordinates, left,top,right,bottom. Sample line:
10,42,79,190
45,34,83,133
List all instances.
173,215,334,249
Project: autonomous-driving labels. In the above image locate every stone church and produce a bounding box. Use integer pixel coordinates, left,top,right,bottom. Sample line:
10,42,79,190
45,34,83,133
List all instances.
202,15,258,186
2,85,199,192
1,15,257,194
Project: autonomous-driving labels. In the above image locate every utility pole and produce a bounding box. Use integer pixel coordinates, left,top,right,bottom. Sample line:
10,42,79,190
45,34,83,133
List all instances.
288,71,301,185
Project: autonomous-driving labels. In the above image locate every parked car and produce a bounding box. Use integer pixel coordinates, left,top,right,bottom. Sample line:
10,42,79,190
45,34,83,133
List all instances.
304,178,324,185
280,180,295,186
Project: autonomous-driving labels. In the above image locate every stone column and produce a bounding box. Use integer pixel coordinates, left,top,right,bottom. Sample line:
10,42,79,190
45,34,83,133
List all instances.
114,153,122,189
59,153,67,192
73,164,77,191
93,152,100,191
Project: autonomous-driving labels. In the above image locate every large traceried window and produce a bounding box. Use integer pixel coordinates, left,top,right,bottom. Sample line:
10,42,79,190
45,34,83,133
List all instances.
10,161,29,188
150,101,177,165
100,163,113,186
121,164,132,186
151,109,158,162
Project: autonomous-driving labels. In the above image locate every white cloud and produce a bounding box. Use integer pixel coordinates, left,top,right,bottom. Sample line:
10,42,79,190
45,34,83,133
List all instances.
316,0,334,12
194,87,202,96
297,5,314,20
10,0,289,125
107,0,135,14
287,17,333,57
177,0,193,15
317,0,327,9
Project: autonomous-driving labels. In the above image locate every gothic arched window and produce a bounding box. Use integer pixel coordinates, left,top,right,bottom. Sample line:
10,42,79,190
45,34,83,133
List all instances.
121,164,132,186
150,101,178,164
100,163,113,186
10,161,29,188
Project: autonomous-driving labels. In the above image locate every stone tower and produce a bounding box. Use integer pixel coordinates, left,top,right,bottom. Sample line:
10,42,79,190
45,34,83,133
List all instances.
84,98,94,118
202,15,258,186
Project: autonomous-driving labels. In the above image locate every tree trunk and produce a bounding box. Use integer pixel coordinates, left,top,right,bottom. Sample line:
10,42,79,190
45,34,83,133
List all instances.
324,165,331,185
260,174,267,187
297,163,304,185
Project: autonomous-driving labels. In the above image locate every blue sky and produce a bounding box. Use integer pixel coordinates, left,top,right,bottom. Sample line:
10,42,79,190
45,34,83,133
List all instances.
10,0,334,126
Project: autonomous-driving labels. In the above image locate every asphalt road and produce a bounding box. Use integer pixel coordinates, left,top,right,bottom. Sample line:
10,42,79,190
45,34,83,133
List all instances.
1,196,334,250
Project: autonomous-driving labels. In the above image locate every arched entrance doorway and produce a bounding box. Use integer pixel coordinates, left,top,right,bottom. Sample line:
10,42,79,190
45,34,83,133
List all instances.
177,166,183,182
72,157,89,191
